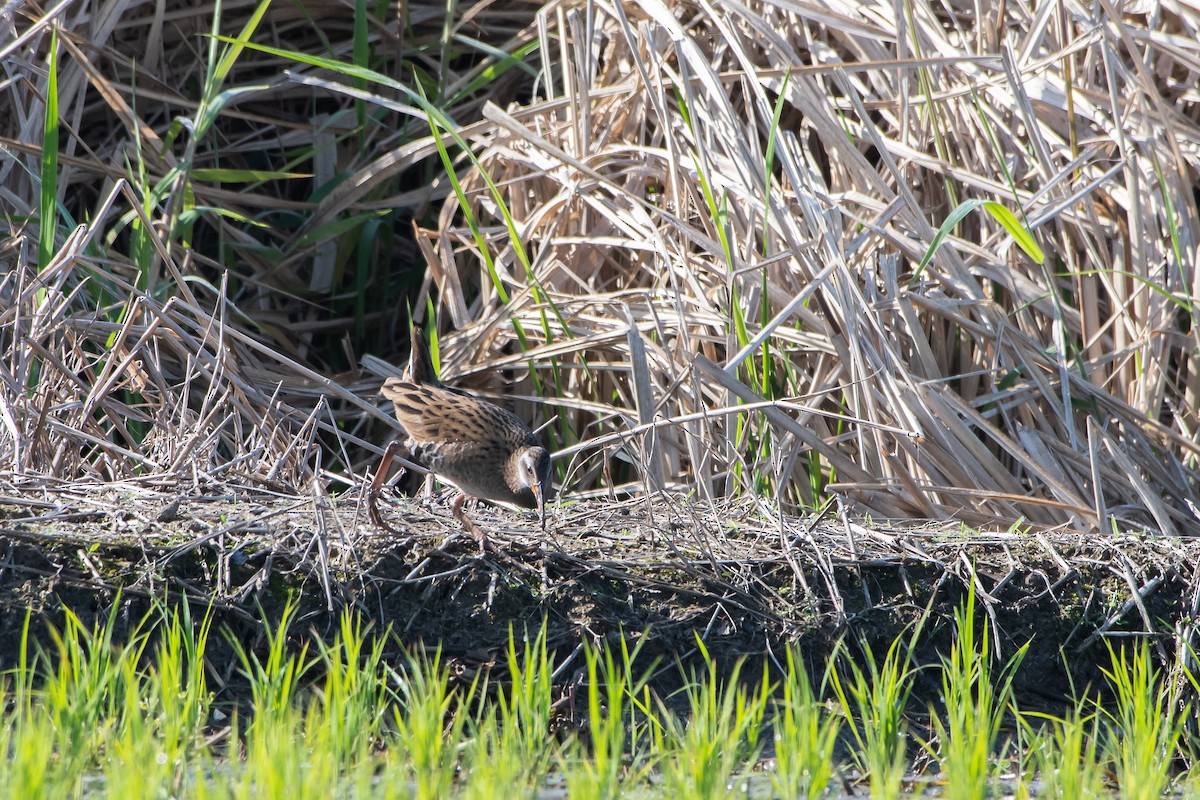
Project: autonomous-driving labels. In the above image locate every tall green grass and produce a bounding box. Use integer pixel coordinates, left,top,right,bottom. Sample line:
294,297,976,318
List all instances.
561,636,655,800
830,627,918,800
389,646,470,800
1,598,1198,798
1102,642,1187,800
771,646,841,799
650,638,770,799
928,590,1028,799
1021,704,1105,800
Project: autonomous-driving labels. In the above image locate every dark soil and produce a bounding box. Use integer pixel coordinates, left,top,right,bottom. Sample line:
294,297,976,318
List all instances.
0,485,1195,716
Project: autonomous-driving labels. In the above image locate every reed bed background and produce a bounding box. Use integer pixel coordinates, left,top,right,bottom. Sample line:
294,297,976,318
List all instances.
1,0,1198,536
6,3,1200,792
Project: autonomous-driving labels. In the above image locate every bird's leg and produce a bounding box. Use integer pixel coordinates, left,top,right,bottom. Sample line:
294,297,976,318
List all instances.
450,492,491,552
420,471,436,507
366,440,407,534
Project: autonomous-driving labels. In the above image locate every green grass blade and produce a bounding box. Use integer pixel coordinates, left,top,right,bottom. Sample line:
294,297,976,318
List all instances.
38,28,60,272
913,199,1045,285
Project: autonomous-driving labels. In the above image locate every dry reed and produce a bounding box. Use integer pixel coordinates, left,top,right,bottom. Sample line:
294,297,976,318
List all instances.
1,0,1198,538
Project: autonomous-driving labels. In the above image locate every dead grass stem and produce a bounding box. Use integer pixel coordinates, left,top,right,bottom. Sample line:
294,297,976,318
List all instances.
1,0,1198,539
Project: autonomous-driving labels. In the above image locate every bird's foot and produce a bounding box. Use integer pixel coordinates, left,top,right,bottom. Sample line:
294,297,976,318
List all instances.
366,487,403,535
450,493,494,553
464,516,494,554
366,441,407,534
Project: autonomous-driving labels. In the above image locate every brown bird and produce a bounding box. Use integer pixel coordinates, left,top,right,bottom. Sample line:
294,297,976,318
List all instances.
366,327,552,550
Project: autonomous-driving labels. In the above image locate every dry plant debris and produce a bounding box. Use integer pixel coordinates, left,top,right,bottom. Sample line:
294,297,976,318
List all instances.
1,488,1198,697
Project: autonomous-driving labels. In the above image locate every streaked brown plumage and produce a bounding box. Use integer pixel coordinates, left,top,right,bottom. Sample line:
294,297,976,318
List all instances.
367,328,552,548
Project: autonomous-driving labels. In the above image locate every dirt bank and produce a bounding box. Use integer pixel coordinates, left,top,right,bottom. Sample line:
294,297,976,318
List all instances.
0,485,1194,710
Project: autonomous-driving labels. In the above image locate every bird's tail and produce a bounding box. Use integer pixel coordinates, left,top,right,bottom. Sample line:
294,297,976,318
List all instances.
404,326,440,386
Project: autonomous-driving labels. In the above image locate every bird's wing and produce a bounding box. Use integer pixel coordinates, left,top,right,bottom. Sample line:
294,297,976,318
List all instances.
380,379,528,445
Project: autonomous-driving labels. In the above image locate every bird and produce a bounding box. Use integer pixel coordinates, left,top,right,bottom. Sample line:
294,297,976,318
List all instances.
366,326,553,550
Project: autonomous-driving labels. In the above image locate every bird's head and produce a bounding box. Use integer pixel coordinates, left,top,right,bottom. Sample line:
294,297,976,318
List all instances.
513,446,553,529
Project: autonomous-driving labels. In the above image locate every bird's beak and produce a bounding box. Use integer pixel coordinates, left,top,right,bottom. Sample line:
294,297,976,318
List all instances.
533,483,546,530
